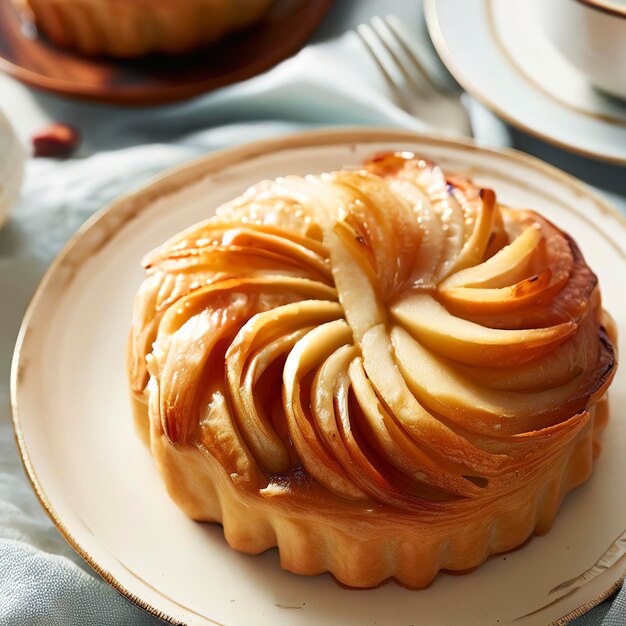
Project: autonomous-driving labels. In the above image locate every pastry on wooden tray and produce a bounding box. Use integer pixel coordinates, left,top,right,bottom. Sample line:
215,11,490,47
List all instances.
16,0,274,57
128,152,617,588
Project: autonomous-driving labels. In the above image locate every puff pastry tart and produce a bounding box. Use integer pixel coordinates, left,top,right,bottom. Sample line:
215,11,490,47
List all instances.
128,153,617,588
16,0,274,57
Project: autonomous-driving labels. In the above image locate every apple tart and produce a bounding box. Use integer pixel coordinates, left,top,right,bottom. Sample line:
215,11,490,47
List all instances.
128,152,617,588
16,0,274,57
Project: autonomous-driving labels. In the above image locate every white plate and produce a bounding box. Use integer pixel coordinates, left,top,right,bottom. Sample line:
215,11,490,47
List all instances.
11,129,626,626
425,0,626,164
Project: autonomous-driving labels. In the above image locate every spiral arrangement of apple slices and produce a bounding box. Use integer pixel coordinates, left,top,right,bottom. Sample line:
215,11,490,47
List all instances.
129,152,616,517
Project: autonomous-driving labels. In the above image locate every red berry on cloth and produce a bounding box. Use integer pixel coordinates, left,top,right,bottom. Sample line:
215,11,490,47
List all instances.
32,123,80,158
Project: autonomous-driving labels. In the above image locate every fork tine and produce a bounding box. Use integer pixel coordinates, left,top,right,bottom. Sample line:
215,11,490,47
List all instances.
367,17,433,101
356,24,412,112
383,15,457,95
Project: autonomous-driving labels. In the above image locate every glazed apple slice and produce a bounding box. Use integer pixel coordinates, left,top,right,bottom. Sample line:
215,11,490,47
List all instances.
445,188,497,276
441,224,542,290
438,268,565,314
162,380,263,490
144,185,326,267
454,308,599,391
326,225,385,340
147,222,327,267
348,357,480,501
385,177,444,288
364,153,467,281
390,326,594,436
451,230,596,329
283,319,367,500
227,300,343,473
218,229,331,279
154,276,337,444
330,170,421,297
158,276,336,336
312,346,457,508
391,294,576,366
157,244,330,287
153,304,247,445
426,174,467,281
218,181,325,239
360,324,508,477
483,202,509,259
128,271,168,393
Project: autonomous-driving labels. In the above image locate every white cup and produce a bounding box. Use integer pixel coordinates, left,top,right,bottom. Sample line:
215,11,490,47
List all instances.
0,108,24,229
541,0,626,100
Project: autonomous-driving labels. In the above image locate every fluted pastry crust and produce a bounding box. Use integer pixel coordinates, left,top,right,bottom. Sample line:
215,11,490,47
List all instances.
128,153,617,587
17,0,274,57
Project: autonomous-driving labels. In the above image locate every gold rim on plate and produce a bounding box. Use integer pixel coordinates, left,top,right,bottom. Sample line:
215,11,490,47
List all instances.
574,0,626,19
424,0,626,165
10,127,626,626
485,0,626,128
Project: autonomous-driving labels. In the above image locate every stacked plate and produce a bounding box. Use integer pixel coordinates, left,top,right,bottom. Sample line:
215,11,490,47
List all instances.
425,0,626,164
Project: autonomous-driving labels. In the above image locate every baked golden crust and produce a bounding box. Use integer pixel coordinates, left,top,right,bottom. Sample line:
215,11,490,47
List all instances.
128,152,617,587
18,0,274,57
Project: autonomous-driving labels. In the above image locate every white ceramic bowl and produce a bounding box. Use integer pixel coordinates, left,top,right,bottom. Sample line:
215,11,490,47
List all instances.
0,108,24,228
540,0,626,100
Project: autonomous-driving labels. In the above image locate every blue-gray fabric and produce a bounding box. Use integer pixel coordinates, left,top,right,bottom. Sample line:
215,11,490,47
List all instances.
0,1,623,624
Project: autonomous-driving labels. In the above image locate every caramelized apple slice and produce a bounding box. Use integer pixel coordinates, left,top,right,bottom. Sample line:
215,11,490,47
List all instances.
144,189,323,266
364,153,467,282
360,324,508,478
147,222,327,267
428,178,466,280
312,347,457,508
157,244,330,287
217,229,331,279
193,386,263,490
348,358,475,501
390,326,601,436
455,308,600,391
158,276,336,336
483,202,509,259
441,224,542,289
386,178,444,288
128,272,167,393
154,305,246,445
446,188,497,276
219,180,325,240
391,294,576,366
226,300,342,473
459,234,597,329
154,277,336,444
438,268,565,314
283,320,366,500
330,170,421,296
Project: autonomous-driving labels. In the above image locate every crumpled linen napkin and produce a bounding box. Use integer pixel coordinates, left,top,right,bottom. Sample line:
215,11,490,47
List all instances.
1,21,624,626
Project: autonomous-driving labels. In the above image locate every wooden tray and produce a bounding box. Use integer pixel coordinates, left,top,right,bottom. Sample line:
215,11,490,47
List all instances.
0,0,333,106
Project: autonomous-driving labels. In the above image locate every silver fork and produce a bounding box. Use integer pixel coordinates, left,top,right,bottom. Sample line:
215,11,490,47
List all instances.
356,15,472,137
